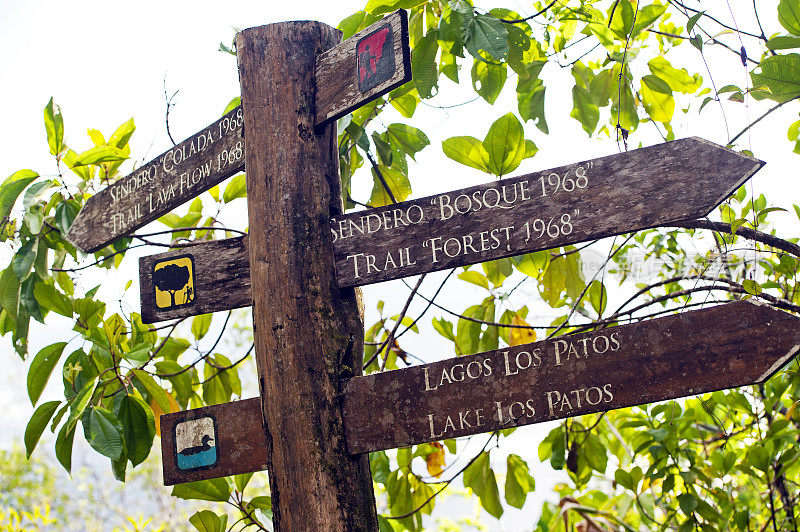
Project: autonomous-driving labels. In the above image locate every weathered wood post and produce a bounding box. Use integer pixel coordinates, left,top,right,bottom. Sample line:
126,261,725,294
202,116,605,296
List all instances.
236,22,378,530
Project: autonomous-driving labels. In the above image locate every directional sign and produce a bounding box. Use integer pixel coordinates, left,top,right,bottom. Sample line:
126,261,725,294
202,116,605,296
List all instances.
139,236,250,323
341,301,800,454
70,11,411,253
67,106,246,253
315,9,411,125
330,137,764,287
161,398,267,485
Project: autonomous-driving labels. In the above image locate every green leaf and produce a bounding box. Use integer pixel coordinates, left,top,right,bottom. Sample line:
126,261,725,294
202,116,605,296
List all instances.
472,60,506,104
131,369,171,415
742,279,762,295
768,35,800,50
55,422,76,473
223,173,247,203
25,400,60,458
632,3,668,35
464,14,508,61
172,478,232,502
88,407,123,460
27,342,67,406
571,85,599,135
432,317,455,342
779,0,800,36
189,510,228,532
442,136,489,172
192,313,213,340
119,393,156,467
648,57,702,93
687,11,703,34
34,282,72,317
463,452,503,518
505,454,535,508
44,98,65,156
482,258,512,287
1,169,39,221
412,29,440,99
751,54,800,103
483,113,525,175
0,267,21,318
109,118,136,149
678,493,698,516
234,472,254,493
65,378,99,433
369,165,411,207
386,124,430,159
458,270,490,290
583,433,608,473
588,280,607,315
641,74,675,122
517,61,548,133
338,11,379,40
72,146,128,167
12,241,37,281
390,91,418,118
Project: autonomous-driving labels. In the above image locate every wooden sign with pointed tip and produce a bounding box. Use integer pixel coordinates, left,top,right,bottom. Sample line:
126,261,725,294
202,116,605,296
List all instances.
66,106,246,253
68,10,411,253
330,137,764,287
341,301,800,454
137,138,764,322
160,397,267,485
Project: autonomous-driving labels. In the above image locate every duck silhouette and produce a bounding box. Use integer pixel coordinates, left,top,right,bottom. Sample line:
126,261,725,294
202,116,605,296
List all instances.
179,434,215,456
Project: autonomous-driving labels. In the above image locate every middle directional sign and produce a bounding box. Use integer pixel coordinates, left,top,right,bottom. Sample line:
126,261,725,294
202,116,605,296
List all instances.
331,137,763,287
140,137,763,322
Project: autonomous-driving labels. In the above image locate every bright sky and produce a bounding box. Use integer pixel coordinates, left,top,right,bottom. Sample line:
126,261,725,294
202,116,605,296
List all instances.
2,0,800,529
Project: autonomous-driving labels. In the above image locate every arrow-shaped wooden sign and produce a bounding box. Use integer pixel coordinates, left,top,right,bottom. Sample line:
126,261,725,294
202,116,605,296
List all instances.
138,137,763,322
68,11,411,253
331,137,763,287
341,301,800,454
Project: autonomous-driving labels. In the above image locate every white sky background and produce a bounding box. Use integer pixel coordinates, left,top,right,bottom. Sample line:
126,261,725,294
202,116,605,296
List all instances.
2,0,800,530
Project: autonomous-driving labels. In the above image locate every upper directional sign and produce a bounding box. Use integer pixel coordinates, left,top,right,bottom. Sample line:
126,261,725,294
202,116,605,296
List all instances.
67,106,246,253
315,9,411,125
341,301,800,454
330,137,764,287
69,10,411,253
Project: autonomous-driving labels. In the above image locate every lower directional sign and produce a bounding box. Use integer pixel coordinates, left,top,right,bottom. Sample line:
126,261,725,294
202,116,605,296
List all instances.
160,398,267,485
341,301,800,454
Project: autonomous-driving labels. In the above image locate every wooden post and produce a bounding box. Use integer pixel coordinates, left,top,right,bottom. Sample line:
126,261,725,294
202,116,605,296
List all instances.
236,22,378,531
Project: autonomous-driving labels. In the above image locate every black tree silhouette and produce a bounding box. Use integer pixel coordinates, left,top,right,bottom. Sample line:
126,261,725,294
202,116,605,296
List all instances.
153,263,191,307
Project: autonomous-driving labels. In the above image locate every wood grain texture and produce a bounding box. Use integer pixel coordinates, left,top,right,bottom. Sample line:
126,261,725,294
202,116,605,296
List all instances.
330,137,764,287
237,22,378,531
68,107,245,253
315,10,411,126
161,398,268,485
139,236,250,323
342,301,800,454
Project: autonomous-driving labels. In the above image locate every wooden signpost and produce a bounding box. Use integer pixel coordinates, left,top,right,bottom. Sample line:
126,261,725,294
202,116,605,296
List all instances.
331,137,764,287
160,398,268,485
68,10,410,254
64,6,797,531
341,301,800,453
